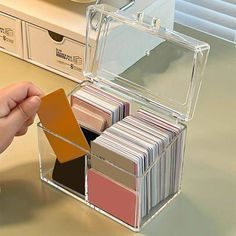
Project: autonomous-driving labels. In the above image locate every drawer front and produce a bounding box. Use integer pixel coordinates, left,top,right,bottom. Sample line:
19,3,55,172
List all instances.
0,12,23,57
26,23,85,80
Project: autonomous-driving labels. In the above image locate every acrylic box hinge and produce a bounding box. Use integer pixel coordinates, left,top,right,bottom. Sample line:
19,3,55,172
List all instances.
68,78,93,97
135,11,161,30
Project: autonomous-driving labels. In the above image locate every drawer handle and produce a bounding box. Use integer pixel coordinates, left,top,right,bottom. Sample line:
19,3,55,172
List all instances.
48,30,64,43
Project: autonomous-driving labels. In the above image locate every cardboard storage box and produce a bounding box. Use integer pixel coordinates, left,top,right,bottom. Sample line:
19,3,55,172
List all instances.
0,0,91,81
0,0,176,82
0,12,23,58
26,23,86,81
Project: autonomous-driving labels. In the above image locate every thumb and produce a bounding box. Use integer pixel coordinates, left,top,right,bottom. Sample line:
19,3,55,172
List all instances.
6,96,41,134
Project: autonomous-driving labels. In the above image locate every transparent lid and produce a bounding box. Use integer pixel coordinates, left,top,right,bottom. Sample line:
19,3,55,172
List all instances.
84,4,210,121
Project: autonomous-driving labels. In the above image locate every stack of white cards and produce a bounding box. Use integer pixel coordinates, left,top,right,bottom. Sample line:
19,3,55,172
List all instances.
92,108,186,218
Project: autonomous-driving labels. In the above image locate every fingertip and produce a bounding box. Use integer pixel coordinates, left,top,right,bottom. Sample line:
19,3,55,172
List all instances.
29,96,41,107
2,82,44,105
22,96,41,115
19,81,44,97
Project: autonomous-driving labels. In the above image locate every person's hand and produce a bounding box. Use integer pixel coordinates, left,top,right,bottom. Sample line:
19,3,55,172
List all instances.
0,82,44,154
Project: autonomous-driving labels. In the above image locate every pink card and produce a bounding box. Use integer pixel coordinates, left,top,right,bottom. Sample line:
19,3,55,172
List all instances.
88,169,138,227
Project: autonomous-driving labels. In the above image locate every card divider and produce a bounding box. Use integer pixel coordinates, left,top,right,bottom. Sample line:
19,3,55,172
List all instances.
37,122,91,154
38,112,186,186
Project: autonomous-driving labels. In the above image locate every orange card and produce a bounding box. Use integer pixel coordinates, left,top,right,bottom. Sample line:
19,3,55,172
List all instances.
37,89,90,163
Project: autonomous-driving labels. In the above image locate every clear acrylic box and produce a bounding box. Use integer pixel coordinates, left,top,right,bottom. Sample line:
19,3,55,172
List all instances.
38,4,210,232
38,118,186,231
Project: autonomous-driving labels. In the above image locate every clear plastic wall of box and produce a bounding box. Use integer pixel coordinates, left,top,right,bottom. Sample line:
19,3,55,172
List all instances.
38,96,187,231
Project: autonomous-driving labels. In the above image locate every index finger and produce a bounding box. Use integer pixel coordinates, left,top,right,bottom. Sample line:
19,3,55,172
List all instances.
0,82,44,116
0,81,44,104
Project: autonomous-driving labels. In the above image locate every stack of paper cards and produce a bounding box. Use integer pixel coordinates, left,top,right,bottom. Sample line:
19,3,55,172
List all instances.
88,108,186,226
71,85,130,133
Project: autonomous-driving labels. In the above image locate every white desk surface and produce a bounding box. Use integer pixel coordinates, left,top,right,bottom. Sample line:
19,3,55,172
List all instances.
0,25,236,236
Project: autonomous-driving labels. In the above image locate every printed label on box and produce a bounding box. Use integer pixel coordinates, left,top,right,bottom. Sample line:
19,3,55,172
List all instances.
0,13,22,55
27,23,85,79
55,48,83,73
0,27,15,45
